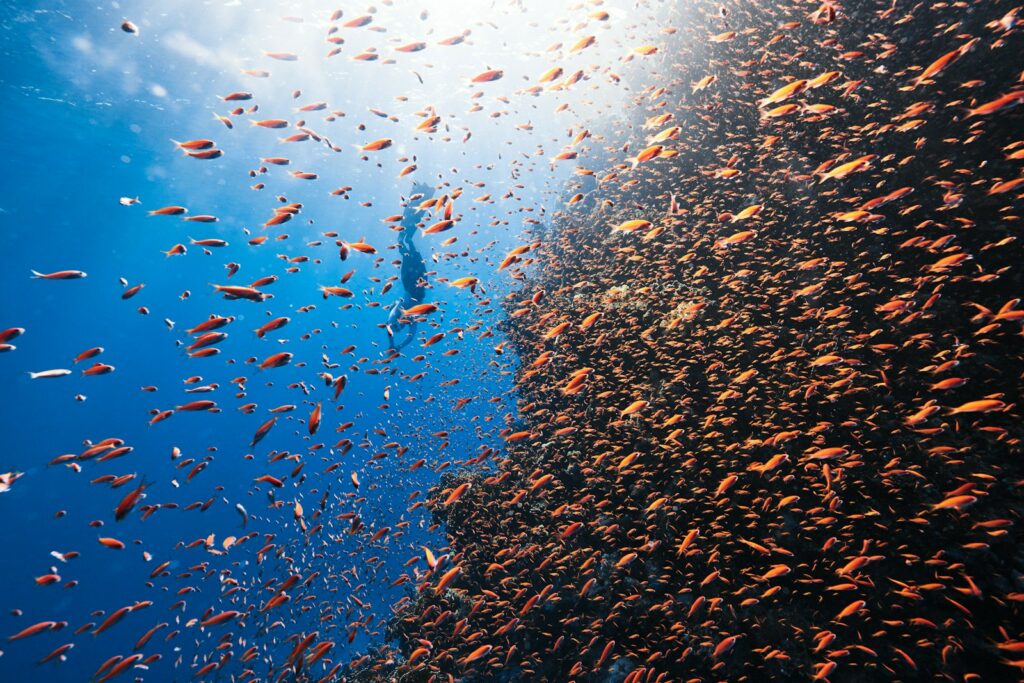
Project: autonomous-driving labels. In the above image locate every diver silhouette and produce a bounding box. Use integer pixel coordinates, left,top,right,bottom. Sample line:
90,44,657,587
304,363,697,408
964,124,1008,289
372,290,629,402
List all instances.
387,182,432,351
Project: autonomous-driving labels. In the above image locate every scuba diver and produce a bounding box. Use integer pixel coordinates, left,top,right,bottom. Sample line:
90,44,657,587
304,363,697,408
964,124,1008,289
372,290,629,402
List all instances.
386,182,432,351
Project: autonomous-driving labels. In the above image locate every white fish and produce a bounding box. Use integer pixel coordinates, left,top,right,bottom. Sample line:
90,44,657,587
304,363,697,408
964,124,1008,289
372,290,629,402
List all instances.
0,471,23,493
28,369,72,379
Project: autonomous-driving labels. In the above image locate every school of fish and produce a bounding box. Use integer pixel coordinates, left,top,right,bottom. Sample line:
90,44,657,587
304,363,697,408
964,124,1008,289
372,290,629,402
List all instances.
4,0,1024,681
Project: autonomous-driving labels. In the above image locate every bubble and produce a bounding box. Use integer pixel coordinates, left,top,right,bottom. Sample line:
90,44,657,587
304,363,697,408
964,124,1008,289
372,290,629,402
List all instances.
71,35,92,53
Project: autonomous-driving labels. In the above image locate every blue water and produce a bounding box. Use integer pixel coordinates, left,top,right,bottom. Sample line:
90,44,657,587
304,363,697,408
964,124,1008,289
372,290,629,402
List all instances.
0,0,625,678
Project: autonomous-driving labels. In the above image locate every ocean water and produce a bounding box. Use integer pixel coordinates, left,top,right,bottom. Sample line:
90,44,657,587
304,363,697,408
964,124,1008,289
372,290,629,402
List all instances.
0,0,587,678
3,0,1024,682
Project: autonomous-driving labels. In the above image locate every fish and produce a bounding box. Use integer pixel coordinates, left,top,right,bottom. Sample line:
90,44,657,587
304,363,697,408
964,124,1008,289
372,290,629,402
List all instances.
28,369,72,379
913,38,978,87
172,139,215,150
211,284,269,302
403,303,438,316
259,352,293,369
147,205,187,216
8,621,59,640
471,69,503,83
948,399,1007,414
360,138,393,152
613,219,653,233
0,471,23,493
30,269,87,279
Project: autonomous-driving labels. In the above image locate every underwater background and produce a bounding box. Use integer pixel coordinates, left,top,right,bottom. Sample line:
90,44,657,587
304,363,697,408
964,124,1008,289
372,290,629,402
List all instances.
2,0,1024,681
